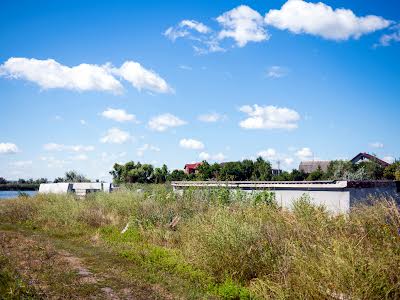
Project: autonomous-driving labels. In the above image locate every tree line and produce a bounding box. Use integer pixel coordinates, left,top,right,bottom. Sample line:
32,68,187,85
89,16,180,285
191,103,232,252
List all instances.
110,157,400,184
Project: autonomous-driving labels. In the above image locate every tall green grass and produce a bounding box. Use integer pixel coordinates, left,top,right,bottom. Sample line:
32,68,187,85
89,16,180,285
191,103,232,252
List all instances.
0,186,399,299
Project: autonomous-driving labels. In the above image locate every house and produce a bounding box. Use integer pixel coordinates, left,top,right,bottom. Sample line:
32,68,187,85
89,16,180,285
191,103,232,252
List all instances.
184,162,202,174
272,169,283,176
350,152,390,168
299,161,331,174
299,152,391,174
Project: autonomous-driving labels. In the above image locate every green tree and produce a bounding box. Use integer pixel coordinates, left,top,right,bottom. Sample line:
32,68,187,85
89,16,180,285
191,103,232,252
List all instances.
0,177,7,184
357,161,384,180
154,164,169,183
306,166,324,181
252,157,272,181
241,159,254,180
383,161,400,180
288,169,307,181
168,169,186,181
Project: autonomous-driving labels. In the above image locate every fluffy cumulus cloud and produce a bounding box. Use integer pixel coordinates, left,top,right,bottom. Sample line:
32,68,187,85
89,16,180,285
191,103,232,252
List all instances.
148,113,186,132
257,148,277,160
369,142,384,149
267,66,289,78
199,152,226,162
295,147,313,160
0,57,122,92
217,5,269,47
197,112,226,123
239,105,300,130
0,57,172,94
100,128,132,144
0,143,19,154
164,19,211,41
136,144,160,157
179,138,205,150
113,61,173,94
101,108,138,123
43,143,94,152
265,0,391,41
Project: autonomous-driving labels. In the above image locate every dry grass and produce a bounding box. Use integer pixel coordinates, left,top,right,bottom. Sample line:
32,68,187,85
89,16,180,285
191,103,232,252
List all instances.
0,186,399,299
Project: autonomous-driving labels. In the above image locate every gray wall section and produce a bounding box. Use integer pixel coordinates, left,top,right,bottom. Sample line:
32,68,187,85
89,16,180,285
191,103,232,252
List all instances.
349,186,400,207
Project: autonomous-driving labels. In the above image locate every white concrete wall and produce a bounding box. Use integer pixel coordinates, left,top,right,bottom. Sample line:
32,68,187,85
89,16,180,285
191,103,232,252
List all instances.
39,183,72,194
275,190,350,214
240,189,350,214
72,182,103,191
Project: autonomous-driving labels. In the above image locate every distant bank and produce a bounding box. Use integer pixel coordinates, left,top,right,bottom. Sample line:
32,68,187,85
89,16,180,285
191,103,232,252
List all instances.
0,183,39,191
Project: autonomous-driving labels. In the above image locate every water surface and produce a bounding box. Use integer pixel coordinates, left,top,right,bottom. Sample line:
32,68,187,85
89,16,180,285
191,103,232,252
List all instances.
0,190,37,199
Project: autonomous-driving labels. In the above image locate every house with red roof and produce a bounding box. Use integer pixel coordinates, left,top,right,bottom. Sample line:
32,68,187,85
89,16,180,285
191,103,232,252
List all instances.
184,162,203,175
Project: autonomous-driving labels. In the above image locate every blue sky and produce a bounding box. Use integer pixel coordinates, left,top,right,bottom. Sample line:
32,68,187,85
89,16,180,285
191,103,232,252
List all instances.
1,0,399,181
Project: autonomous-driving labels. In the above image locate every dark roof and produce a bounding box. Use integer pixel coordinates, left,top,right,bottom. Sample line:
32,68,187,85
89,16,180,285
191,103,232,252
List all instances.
350,152,389,167
299,161,330,173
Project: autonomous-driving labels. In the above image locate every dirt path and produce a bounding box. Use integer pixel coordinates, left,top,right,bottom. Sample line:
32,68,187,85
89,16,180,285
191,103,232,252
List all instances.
0,229,171,299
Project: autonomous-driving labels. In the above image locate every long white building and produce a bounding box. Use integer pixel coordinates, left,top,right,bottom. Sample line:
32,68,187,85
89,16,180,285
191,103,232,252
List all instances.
171,180,400,214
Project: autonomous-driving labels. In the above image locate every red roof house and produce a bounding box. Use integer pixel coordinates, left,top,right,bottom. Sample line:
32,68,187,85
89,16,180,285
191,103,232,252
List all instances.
184,162,202,174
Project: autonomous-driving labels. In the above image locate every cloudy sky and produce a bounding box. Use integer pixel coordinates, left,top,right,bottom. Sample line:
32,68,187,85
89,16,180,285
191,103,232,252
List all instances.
1,0,399,180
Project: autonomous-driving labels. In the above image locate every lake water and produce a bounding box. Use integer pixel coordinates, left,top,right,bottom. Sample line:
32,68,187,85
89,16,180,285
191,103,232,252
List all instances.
0,190,38,199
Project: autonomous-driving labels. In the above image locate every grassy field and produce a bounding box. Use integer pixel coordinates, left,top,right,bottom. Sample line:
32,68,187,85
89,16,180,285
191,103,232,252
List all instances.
0,185,399,299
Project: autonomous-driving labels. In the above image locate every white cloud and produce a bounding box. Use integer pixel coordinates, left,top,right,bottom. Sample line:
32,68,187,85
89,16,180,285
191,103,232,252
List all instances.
0,143,19,154
100,128,132,144
80,119,87,125
375,25,400,47
9,160,32,167
284,157,294,165
113,61,173,94
179,138,205,150
217,5,269,47
383,156,395,164
265,0,391,41
43,143,94,152
164,19,211,41
198,112,226,123
0,57,172,94
148,113,186,132
199,152,210,160
70,154,88,161
369,142,384,149
136,144,160,157
199,152,226,162
101,108,138,123
239,104,300,130
295,147,313,161
267,66,289,78
179,65,192,70
40,156,70,168
101,151,127,162
257,148,277,160
0,57,122,93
